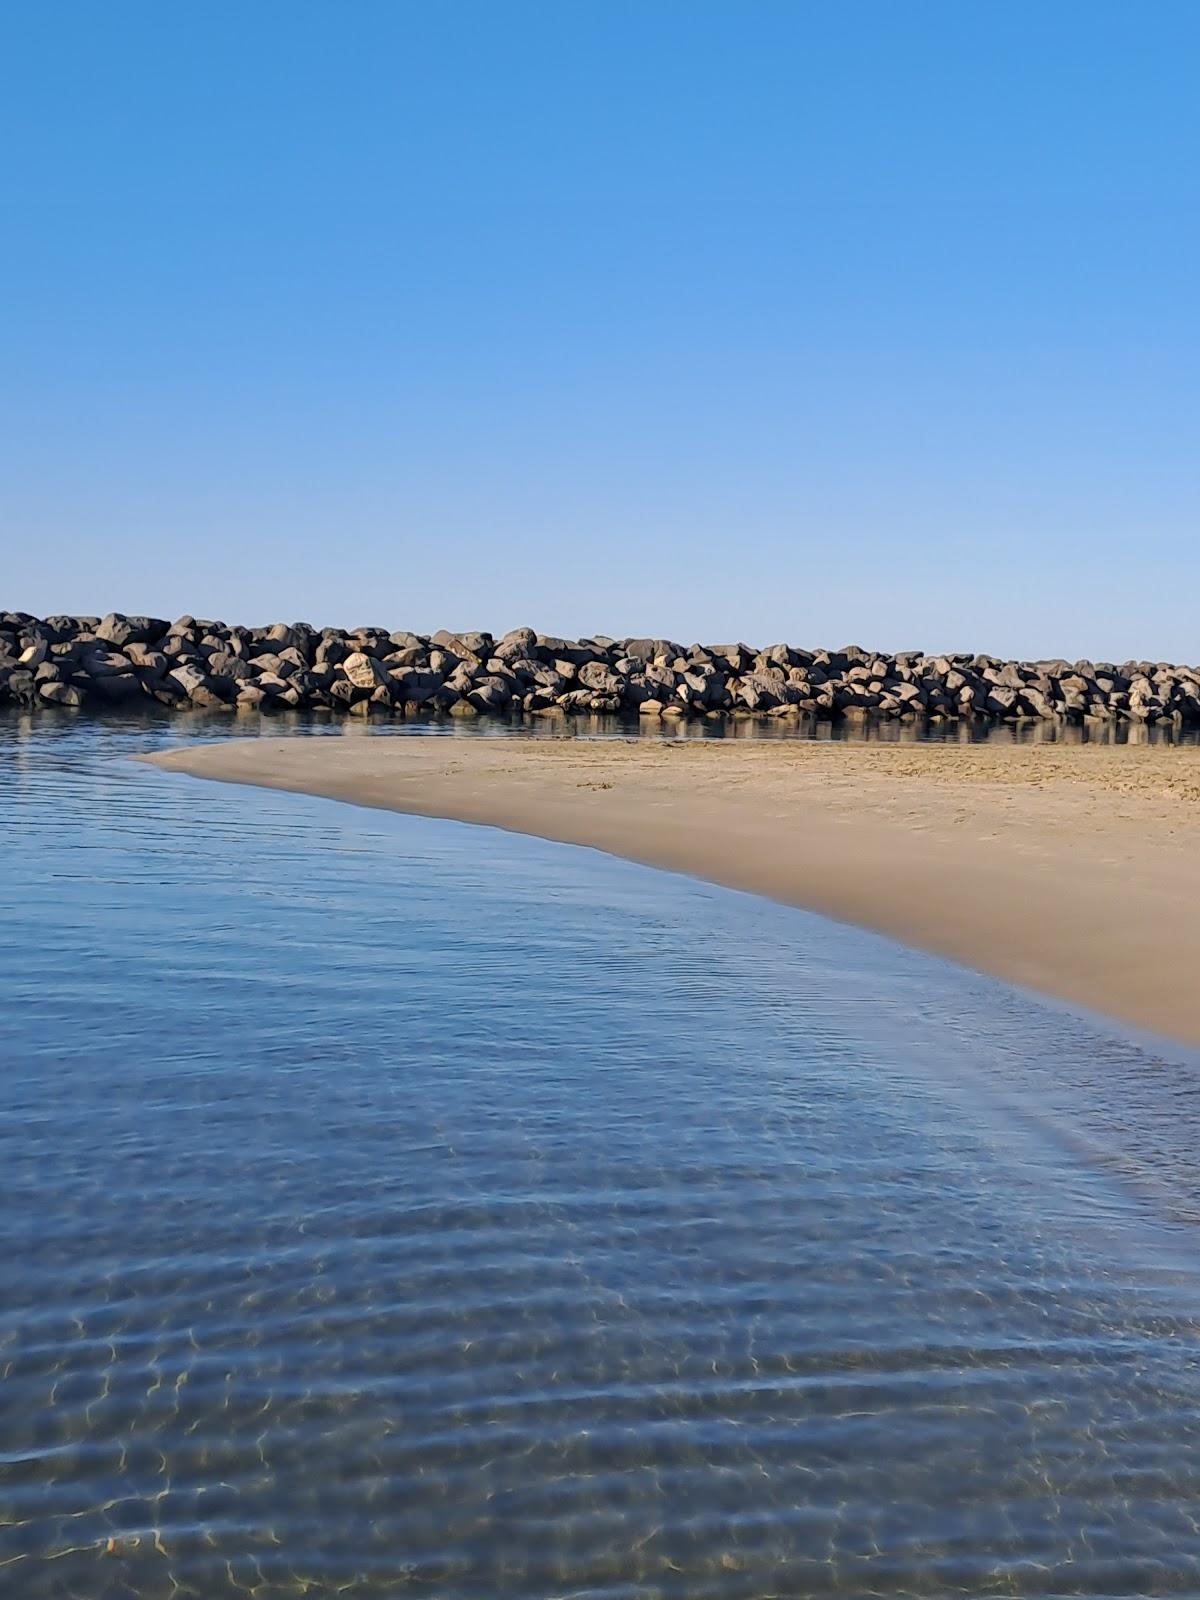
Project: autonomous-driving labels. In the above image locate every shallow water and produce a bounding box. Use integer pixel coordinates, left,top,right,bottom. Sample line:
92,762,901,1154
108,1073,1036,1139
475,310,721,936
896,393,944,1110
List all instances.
8,697,1200,745
4,714,1200,1598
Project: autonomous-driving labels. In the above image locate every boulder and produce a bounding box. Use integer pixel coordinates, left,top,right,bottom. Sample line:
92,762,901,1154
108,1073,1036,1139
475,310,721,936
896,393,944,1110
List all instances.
80,646,135,678
169,663,209,697
96,614,167,648
467,678,513,712
737,672,791,710
88,670,143,701
578,662,622,694
396,670,443,705
432,629,492,658
205,652,253,682
124,644,168,676
189,684,234,710
39,681,86,707
497,626,538,656
341,651,389,690
4,612,1197,726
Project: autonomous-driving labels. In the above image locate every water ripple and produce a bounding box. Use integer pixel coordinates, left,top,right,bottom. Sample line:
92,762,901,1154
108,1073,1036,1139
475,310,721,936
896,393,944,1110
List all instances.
3,711,1200,1596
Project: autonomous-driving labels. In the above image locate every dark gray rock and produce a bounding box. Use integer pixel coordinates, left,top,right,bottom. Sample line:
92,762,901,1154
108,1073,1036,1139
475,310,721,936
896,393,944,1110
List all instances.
396,670,444,705
39,681,86,707
205,652,253,681
96,613,167,648
10,612,1197,728
578,662,622,694
168,663,210,697
468,678,513,712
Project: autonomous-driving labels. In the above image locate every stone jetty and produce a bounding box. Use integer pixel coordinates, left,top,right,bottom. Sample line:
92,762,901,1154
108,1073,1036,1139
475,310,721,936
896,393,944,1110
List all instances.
3,612,1198,726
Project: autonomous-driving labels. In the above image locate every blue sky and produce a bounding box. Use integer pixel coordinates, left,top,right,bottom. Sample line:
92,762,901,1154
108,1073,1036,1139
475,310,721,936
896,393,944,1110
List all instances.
2,1,1196,658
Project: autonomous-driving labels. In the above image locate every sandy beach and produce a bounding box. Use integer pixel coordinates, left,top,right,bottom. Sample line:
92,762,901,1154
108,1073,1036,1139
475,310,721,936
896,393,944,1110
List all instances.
147,733,1200,1048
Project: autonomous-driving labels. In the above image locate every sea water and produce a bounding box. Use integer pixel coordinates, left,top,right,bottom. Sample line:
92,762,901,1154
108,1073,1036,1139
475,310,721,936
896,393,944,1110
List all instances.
4,712,1200,1598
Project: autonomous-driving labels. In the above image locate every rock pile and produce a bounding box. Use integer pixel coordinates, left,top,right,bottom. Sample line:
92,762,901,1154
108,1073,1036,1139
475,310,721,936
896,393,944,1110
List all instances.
3,612,1199,726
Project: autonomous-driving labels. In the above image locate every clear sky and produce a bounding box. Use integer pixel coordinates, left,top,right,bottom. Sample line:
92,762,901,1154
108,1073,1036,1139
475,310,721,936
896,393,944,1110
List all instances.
2,2,1196,659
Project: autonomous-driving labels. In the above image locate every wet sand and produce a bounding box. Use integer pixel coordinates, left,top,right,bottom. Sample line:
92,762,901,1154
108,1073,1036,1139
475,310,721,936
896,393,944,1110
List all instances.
146,733,1200,1047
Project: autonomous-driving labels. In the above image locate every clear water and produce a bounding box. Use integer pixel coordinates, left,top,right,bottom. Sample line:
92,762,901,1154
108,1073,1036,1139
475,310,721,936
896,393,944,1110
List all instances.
4,713,1200,1598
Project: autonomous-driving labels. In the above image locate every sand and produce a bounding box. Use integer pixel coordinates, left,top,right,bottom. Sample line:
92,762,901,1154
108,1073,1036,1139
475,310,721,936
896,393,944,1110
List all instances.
145,731,1200,1048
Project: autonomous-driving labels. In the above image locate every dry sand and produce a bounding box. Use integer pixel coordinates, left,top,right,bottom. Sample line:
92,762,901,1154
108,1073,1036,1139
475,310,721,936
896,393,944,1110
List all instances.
145,732,1200,1047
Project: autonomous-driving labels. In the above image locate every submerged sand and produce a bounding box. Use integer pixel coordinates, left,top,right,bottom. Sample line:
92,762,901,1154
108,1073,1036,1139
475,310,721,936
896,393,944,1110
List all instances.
145,733,1200,1047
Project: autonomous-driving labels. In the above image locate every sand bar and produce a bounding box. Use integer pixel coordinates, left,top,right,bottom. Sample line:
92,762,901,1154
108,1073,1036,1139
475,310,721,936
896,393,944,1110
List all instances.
146,733,1200,1047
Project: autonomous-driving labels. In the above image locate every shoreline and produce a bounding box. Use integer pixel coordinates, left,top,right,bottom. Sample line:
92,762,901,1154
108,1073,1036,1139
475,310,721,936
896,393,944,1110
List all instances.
144,733,1200,1049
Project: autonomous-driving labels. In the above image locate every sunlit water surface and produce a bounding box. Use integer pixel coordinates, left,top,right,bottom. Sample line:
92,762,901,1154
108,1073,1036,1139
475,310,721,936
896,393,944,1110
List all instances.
4,713,1200,1599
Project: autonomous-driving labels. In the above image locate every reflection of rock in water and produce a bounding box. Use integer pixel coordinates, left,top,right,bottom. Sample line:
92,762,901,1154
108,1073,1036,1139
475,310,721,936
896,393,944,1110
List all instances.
3,717,1200,1597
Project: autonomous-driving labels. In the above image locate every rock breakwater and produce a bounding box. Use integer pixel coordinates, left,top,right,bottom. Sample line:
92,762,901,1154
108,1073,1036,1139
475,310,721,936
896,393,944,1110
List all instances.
4,612,1199,726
